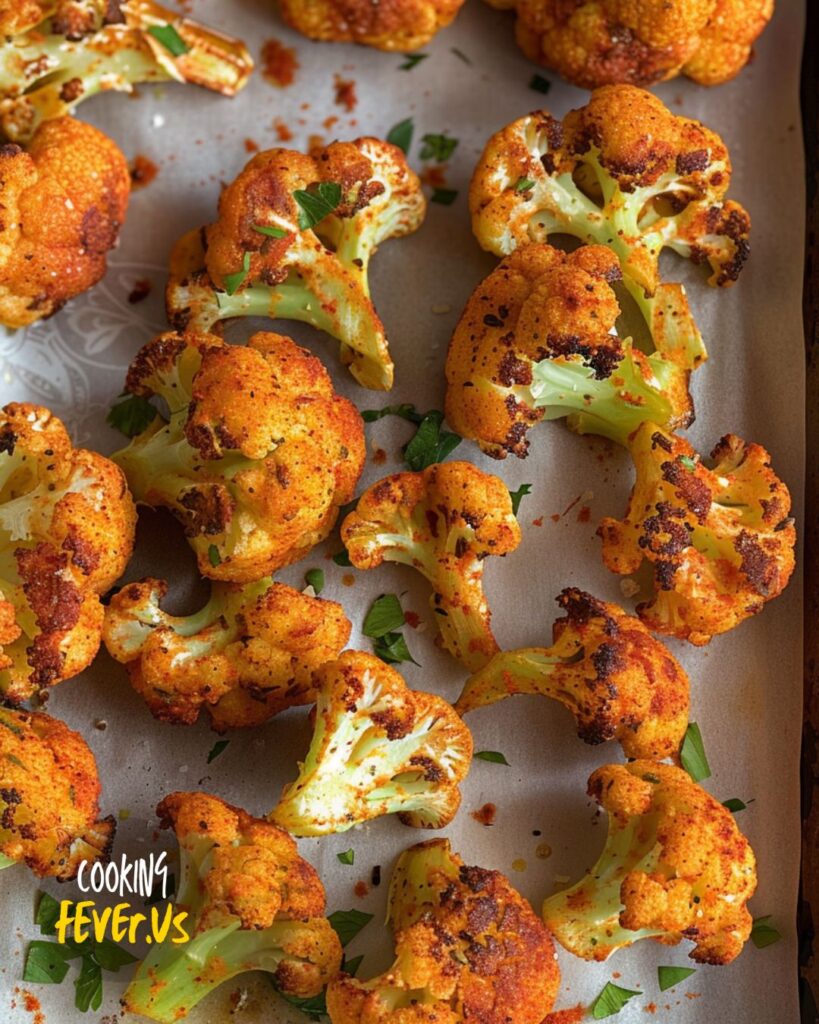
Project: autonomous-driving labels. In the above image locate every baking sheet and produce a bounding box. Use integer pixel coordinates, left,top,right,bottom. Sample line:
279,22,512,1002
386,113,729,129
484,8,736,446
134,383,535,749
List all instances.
0,0,807,1020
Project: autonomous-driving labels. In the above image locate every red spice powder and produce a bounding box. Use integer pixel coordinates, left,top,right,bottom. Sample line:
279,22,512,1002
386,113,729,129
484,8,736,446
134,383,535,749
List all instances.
543,1007,585,1024
261,38,299,87
550,513,560,523
244,138,259,153
21,990,44,1024
471,803,496,826
404,610,421,629
577,505,591,523
333,74,358,111
372,447,387,465
128,278,152,304
354,881,369,898
532,516,544,527
273,118,293,142
130,154,158,189
420,165,448,189
342,573,355,587
323,115,339,132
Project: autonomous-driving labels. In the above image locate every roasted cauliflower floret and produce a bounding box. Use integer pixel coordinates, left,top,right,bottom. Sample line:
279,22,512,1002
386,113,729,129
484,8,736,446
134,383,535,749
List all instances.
599,423,796,645
167,136,426,390
269,651,473,836
0,706,115,879
0,116,129,328
456,588,689,761
112,330,365,582
0,0,253,143
278,0,466,51
122,791,343,1024
0,403,136,703
542,761,757,964
341,462,521,672
327,838,560,1024
470,86,751,367
445,242,693,459
486,0,773,89
103,576,351,730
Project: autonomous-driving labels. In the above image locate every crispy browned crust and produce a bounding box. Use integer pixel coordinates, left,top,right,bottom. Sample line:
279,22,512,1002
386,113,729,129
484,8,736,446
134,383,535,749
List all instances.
493,0,773,88
278,0,465,51
0,117,130,329
0,706,115,879
598,424,795,644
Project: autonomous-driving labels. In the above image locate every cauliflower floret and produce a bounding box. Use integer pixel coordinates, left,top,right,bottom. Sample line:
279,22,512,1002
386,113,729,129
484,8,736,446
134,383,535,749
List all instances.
486,0,773,88
327,838,560,1024
122,791,343,1024
542,761,758,964
103,576,351,730
342,462,521,672
278,0,465,50
0,117,130,328
0,403,136,703
456,587,690,761
112,330,365,582
167,136,426,389
470,86,751,368
269,650,473,836
0,706,115,879
445,242,693,459
0,0,253,142
599,423,796,645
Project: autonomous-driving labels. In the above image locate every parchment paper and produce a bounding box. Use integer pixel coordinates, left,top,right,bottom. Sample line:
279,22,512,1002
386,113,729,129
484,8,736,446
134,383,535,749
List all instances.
0,1,807,1021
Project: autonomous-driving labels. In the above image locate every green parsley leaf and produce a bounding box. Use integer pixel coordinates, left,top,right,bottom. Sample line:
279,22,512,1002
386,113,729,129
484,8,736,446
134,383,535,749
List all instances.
223,251,251,296
106,393,161,438
144,873,175,906
337,849,355,865
722,797,748,812
373,631,418,666
591,982,641,1018
36,892,62,935
751,915,782,949
529,73,552,94
363,594,405,638
513,177,535,192
387,117,414,154
74,955,103,1012
328,909,374,946
279,988,327,1020
208,544,222,567
294,182,343,230
420,133,459,163
253,223,288,239
147,23,189,57
207,739,229,764
680,722,711,782
450,47,472,65
362,403,422,424
333,549,352,567
399,53,428,70
23,941,70,984
92,939,138,972
343,954,364,976
509,483,532,516
305,568,325,594
678,454,697,471
474,750,510,766
403,410,461,471
430,187,458,206
658,965,696,991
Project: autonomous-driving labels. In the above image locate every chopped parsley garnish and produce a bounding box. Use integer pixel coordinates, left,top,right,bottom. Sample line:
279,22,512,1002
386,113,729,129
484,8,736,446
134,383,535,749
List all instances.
305,568,325,594
387,117,414,154
223,251,251,295
657,966,696,991
398,53,428,71
474,750,510,766
106,393,162,438
147,24,189,57
513,176,535,192
337,849,355,865
253,223,288,239
430,187,458,206
680,722,711,782
751,915,782,948
590,982,641,1018
293,182,342,230
508,483,532,516
327,909,373,946
529,73,552,94
206,739,229,763
207,544,222,567
420,133,459,163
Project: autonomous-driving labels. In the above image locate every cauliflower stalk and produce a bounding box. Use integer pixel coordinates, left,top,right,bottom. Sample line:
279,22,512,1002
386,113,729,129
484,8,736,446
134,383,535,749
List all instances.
0,706,115,879
445,242,692,458
542,761,757,964
122,791,343,1024
269,651,473,837
0,403,136,703
456,588,689,761
470,86,751,369
0,0,253,142
327,838,560,1024
0,116,130,329
167,137,426,390
485,0,774,89
342,462,521,672
103,576,351,730
112,330,365,583
278,0,466,51
599,422,796,645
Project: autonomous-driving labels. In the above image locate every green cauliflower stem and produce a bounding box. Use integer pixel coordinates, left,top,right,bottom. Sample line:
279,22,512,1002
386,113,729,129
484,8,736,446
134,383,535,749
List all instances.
0,0,253,142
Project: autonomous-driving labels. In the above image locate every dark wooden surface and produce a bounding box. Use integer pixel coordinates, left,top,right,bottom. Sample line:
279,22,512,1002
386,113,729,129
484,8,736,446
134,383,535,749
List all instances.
801,0,818,1018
